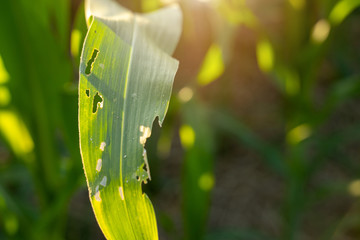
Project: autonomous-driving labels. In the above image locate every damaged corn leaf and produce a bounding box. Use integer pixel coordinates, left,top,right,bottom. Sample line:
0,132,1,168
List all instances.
79,0,182,239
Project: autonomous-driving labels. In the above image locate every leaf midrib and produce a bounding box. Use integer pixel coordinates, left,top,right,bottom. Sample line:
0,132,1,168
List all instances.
119,13,140,239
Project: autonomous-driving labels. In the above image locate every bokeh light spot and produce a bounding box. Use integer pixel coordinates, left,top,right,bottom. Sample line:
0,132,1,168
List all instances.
198,173,214,191
197,44,224,86
71,29,82,57
256,39,274,73
0,55,9,84
0,87,11,106
0,111,34,157
287,124,312,145
289,0,305,10
178,87,194,103
349,180,360,197
311,19,330,44
179,125,195,149
4,214,18,236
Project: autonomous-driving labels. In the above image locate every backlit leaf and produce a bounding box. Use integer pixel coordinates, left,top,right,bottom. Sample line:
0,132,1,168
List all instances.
79,0,182,239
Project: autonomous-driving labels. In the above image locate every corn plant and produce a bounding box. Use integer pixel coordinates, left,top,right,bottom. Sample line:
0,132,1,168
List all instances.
78,0,182,239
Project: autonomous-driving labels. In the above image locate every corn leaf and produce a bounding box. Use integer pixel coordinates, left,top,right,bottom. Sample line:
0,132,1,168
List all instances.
78,0,182,239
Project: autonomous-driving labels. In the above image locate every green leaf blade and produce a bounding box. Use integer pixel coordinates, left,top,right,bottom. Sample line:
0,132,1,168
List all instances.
79,2,182,239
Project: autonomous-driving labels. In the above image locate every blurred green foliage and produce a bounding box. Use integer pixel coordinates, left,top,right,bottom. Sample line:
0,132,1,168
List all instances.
0,0,360,240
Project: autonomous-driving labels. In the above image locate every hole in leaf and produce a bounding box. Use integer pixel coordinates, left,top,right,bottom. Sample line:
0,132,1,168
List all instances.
142,148,151,180
85,49,99,75
96,158,102,172
85,89,90,97
136,175,140,181
92,92,103,113
100,141,106,151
